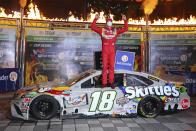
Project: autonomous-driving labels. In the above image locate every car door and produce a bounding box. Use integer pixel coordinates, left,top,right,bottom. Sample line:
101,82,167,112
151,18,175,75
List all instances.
78,73,131,115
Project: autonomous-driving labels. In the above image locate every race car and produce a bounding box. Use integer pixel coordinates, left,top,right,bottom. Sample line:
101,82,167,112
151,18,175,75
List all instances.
11,69,190,120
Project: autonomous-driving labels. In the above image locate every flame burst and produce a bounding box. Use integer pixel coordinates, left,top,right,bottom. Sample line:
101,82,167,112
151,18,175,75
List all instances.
27,2,42,19
142,0,158,15
0,2,196,25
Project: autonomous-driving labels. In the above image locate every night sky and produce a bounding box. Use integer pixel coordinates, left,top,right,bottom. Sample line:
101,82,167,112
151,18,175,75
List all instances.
0,0,196,20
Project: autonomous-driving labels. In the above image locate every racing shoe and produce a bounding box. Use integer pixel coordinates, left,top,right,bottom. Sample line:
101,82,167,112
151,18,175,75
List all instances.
110,83,115,89
101,84,107,88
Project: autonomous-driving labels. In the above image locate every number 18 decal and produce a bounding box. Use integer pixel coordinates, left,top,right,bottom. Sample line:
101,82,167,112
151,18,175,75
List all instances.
89,91,117,112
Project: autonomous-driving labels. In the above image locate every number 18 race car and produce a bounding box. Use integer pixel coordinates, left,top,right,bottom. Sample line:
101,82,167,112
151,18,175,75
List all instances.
11,69,190,120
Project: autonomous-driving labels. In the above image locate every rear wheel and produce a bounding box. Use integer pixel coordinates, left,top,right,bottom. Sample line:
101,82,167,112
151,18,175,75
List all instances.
30,95,59,120
138,95,163,118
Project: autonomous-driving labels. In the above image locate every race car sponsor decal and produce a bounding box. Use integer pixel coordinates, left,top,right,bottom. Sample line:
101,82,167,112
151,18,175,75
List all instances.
24,98,31,103
21,98,31,109
148,76,159,82
181,98,189,109
46,90,70,96
64,94,86,105
89,91,117,112
28,92,37,97
116,97,129,107
160,96,180,103
38,88,51,93
125,86,179,99
178,86,187,94
115,108,129,114
132,97,142,103
165,97,180,103
130,109,137,113
51,87,70,91
21,109,27,113
160,96,167,103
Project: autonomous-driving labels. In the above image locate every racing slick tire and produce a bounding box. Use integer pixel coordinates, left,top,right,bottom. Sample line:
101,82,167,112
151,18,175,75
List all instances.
138,95,163,118
30,95,59,120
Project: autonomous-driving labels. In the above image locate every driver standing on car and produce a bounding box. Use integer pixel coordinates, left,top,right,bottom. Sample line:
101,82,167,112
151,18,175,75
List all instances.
91,14,128,88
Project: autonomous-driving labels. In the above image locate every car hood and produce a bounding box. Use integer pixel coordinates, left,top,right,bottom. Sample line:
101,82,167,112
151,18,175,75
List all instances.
15,81,68,97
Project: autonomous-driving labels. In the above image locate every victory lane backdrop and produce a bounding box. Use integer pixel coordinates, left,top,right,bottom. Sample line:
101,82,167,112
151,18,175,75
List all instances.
25,29,142,86
25,29,101,86
150,33,196,94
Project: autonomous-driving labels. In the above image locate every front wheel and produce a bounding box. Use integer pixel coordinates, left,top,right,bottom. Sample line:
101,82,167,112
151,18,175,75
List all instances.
30,95,59,120
138,95,163,118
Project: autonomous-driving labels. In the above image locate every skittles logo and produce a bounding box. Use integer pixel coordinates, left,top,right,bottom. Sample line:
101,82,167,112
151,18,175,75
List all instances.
9,72,18,81
121,55,128,62
181,98,189,109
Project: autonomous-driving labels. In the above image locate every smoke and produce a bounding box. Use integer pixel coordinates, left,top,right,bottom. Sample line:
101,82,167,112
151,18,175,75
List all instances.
19,0,27,8
142,0,158,15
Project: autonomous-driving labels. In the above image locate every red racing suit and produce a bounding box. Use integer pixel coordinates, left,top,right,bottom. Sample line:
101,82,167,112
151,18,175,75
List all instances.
91,18,128,84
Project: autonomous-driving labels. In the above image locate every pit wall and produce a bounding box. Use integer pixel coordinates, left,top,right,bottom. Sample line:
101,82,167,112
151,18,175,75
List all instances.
0,18,196,94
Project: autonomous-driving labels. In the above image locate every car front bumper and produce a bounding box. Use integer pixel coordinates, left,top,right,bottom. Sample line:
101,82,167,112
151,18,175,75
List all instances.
11,100,30,120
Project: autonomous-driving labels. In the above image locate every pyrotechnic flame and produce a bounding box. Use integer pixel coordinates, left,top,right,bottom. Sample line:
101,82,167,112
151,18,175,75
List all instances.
27,2,42,19
0,2,196,25
142,0,158,15
19,0,27,8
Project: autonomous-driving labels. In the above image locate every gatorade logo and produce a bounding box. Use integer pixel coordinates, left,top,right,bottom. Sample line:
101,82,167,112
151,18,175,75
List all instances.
121,55,128,62
9,72,18,81
181,98,189,109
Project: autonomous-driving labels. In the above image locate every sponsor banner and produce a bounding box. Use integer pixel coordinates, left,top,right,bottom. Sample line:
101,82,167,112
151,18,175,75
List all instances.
0,27,16,68
115,51,135,71
150,33,196,94
150,33,196,73
150,33,196,40
25,29,101,86
166,71,196,94
150,33,196,78
0,68,20,92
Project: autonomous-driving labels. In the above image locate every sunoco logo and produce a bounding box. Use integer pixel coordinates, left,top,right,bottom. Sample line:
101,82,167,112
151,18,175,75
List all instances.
121,55,128,62
9,72,18,81
125,86,180,99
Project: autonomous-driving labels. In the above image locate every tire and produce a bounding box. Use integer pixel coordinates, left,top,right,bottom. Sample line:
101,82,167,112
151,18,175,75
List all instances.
138,95,163,118
30,95,59,120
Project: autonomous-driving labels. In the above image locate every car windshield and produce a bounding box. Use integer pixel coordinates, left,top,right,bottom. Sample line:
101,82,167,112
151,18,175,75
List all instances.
64,70,96,87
